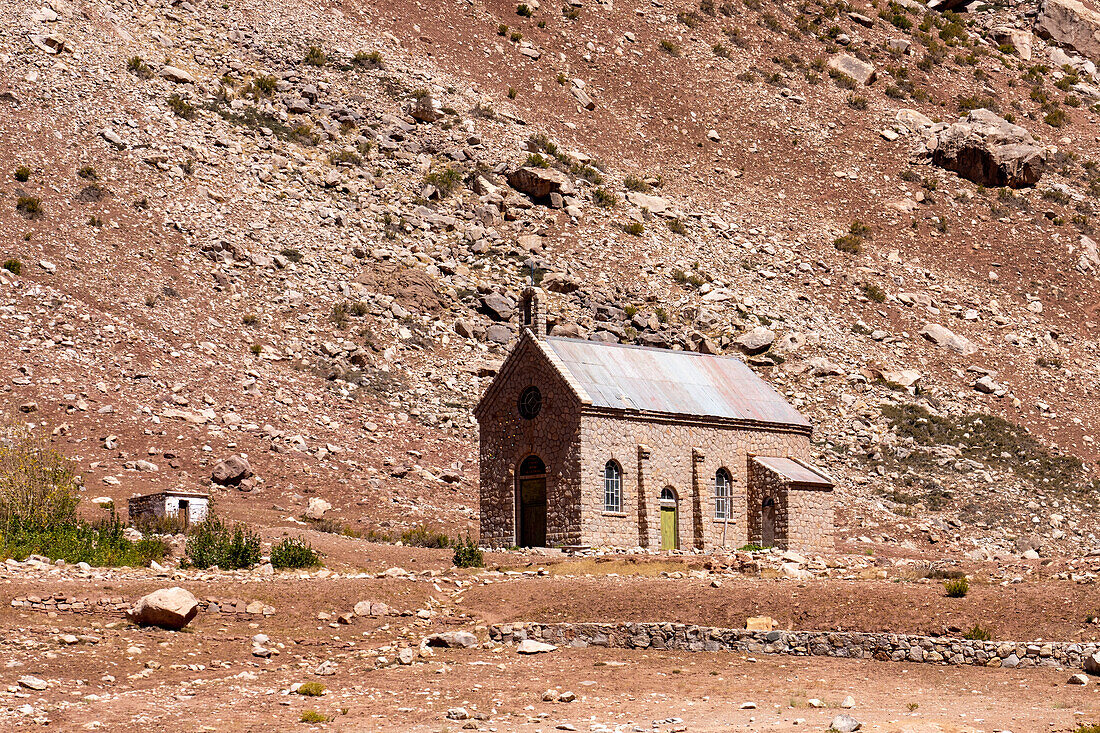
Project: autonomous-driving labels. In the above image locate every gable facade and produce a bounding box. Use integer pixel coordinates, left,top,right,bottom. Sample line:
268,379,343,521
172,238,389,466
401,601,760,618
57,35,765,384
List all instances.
476,306,834,553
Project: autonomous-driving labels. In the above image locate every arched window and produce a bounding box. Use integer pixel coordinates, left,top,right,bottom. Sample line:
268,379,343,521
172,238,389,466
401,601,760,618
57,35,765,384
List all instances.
603,461,622,513
519,455,546,476
715,469,731,520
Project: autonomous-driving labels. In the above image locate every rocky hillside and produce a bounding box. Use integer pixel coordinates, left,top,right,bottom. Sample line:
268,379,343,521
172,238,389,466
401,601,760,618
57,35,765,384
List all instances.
2,0,1100,558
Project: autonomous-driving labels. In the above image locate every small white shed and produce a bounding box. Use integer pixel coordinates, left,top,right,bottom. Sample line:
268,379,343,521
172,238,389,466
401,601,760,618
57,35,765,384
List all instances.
128,490,210,527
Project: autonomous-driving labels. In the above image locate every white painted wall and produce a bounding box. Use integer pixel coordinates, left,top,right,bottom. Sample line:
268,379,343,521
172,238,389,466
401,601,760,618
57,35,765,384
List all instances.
164,495,209,523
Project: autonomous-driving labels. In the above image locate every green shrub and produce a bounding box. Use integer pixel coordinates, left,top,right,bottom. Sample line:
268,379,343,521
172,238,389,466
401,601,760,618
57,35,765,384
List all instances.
1045,108,1068,127
352,50,384,68
14,166,31,182
16,196,42,219
660,40,681,57
517,3,533,16
77,165,98,181
592,187,617,207
943,577,969,597
400,526,451,548
2,259,21,275
1074,725,1100,733
304,46,327,67
833,234,862,254
668,219,687,235
847,94,868,110
271,537,322,569
300,710,331,724
297,682,326,697
127,56,153,78
860,282,886,302
525,153,551,168
713,43,731,58
167,94,195,119
452,535,484,568
423,167,463,197
624,221,644,236
251,75,277,96
280,247,303,263
962,623,991,641
624,174,651,192
184,516,261,569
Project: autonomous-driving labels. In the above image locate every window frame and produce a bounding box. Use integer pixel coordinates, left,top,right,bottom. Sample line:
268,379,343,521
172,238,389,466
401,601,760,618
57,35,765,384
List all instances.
603,460,622,513
714,468,732,520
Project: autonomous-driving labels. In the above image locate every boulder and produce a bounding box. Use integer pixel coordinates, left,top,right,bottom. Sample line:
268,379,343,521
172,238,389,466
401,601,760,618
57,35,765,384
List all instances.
733,326,776,354
159,65,195,84
18,676,48,691
745,616,778,631
409,94,443,123
1085,649,1100,674
127,587,199,630
480,292,515,321
516,639,557,654
827,54,876,85
211,454,252,486
507,166,575,200
994,27,1033,61
541,272,581,293
919,323,978,355
305,497,332,519
625,191,670,214
828,714,862,732
925,109,1045,188
1037,0,1100,65
423,631,479,648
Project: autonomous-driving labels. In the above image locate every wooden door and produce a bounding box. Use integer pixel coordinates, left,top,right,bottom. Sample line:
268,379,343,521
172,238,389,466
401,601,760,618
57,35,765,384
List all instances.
519,477,546,547
761,498,775,547
178,500,190,529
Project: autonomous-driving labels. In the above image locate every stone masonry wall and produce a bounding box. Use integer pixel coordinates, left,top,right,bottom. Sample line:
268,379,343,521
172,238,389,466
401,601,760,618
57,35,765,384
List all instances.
491,622,1100,671
580,414,813,551
478,338,583,547
746,460,834,553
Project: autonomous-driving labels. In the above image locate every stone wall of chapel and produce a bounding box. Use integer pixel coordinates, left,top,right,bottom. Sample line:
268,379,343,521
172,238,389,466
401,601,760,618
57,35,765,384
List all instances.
478,343,582,547
578,414,813,550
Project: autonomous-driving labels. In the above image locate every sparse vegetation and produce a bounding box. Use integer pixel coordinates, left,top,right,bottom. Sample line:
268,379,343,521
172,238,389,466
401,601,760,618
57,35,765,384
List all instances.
593,187,617,207
297,682,326,697
167,94,196,119
833,234,862,254
943,577,969,597
304,46,327,67
281,247,303,263
270,537,322,569
624,175,651,192
77,165,98,180
660,40,681,57
424,166,463,197
300,710,332,724
183,516,262,570
860,282,886,302
624,221,644,236
962,623,992,641
2,259,21,275
668,219,688,235
127,56,153,78
517,3,533,16
16,196,42,219
14,166,31,182
400,526,451,548
452,535,484,568
352,50,384,68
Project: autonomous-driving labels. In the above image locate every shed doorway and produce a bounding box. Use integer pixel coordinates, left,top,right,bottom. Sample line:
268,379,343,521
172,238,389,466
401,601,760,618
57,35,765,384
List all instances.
178,500,191,530
659,487,678,551
761,497,776,547
517,455,547,547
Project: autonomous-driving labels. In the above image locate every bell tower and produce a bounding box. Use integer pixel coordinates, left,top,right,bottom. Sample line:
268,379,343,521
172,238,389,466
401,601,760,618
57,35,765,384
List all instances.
519,286,547,338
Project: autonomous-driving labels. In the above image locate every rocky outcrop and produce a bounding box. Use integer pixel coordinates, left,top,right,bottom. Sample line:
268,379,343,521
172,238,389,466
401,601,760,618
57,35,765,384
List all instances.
507,167,575,200
923,109,1045,188
127,587,199,630
827,54,876,85
1036,0,1100,65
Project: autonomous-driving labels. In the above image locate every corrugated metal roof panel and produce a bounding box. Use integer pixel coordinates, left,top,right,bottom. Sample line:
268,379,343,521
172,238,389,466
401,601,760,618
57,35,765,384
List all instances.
753,456,833,485
543,337,810,427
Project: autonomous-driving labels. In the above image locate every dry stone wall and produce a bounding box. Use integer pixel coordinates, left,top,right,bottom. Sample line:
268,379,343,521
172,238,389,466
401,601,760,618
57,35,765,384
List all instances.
491,622,1100,671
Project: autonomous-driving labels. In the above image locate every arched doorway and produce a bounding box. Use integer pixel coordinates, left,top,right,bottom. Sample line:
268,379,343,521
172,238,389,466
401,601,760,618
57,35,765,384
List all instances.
659,487,678,551
761,496,776,547
516,455,547,547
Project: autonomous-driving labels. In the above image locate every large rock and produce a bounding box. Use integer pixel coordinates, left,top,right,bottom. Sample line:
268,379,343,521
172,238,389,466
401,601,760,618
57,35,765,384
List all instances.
1037,0,1100,65
159,65,195,84
211,454,251,486
423,631,479,648
127,587,199,630
828,714,862,732
625,191,670,214
994,27,1033,61
1085,649,1100,674
305,497,332,519
409,94,443,123
919,323,978,355
516,639,557,654
925,109,1045,188
827,54,876,85
507,167,575,200
733,327,776,355
480,292,515,321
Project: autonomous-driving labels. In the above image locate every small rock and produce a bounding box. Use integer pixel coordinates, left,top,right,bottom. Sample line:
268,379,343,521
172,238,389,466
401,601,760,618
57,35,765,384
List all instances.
516,639,557,654
18,676,48,691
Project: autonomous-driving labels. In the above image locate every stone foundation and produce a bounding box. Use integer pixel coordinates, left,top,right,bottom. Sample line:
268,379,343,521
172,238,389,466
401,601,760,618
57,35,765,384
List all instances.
489,622,1100,671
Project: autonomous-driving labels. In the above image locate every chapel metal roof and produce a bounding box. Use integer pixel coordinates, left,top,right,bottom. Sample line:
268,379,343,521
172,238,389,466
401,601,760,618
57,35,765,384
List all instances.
542,337,810,428
753,456,833,486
